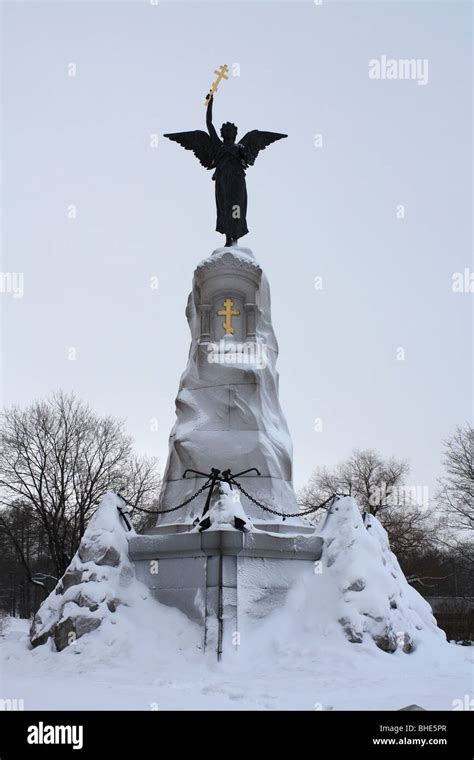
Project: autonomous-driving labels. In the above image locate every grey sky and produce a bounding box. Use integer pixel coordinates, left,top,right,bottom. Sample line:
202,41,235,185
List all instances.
1,0,472,502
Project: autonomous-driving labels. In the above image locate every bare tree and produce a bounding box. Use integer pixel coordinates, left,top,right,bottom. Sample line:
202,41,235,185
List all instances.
379,507,439,557
0,391,161,588
0,500,56,608
299,449,409,515
436,424,473,535
299,449,435,555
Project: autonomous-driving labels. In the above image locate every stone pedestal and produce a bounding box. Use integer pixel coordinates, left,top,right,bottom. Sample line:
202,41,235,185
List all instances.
156,246,304,529
129,528,323,658
130,245,322,657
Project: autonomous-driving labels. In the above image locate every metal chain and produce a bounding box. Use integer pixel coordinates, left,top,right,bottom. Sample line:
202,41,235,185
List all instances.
230,478,344,518
128,479,211,515
124,473,349,520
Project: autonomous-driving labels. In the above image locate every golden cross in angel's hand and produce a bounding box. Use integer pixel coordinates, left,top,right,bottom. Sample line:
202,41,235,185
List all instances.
204,65,230,106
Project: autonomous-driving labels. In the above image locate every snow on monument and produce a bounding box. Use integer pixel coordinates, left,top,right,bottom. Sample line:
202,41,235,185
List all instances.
156,246,303,529
129,245,323,658
129,78,445,659
28,73,445,663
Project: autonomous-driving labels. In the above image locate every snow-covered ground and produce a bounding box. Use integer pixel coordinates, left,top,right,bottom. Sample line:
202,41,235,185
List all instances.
1,601,472,711
1,494,472,711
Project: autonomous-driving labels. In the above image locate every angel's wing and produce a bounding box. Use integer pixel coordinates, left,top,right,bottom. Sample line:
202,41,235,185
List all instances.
163,130,217,170
239,130,287,167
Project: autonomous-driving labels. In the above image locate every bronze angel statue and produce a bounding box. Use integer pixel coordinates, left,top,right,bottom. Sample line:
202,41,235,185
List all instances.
164,93,287,246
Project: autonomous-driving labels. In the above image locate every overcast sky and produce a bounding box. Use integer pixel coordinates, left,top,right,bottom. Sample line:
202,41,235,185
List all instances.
1,0,472,502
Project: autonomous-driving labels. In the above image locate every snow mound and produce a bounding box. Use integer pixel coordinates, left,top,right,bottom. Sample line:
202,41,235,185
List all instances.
318,497,445,652
29,493,202,660
30,493,137,651
238,497,446,669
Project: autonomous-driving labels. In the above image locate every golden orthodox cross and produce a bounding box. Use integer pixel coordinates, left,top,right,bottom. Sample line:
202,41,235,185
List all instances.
216,298,240,335
204,65,229,106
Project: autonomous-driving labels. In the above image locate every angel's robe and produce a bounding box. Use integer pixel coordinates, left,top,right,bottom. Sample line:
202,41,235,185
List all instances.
212,142,249,240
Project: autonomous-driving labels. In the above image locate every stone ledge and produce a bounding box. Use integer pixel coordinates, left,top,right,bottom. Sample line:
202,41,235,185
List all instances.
129,528,323,562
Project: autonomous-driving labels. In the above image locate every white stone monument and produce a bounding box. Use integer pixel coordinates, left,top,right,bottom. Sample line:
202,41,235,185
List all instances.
130,246,322,658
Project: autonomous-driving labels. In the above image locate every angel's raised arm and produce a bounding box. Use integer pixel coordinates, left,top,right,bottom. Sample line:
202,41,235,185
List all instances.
206,94,220,144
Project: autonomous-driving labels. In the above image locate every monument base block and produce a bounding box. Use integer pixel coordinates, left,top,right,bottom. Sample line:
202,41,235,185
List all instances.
129,528,323,658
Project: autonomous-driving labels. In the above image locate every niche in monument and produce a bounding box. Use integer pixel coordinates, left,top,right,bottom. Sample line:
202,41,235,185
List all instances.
196,252,259,344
